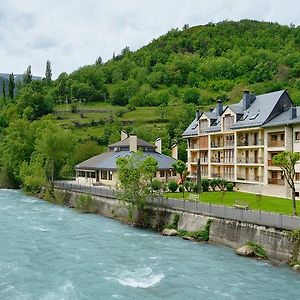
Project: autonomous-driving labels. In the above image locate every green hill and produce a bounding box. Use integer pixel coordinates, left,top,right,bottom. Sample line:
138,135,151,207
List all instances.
1,19,300,187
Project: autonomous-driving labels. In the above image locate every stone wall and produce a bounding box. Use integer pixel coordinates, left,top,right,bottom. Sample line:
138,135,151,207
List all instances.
54,188,296,263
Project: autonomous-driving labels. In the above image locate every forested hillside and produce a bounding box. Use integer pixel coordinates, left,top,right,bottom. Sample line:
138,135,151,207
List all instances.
1,19,300,188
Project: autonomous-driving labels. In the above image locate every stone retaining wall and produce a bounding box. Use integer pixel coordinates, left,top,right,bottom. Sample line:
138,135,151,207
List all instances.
54,188,296,263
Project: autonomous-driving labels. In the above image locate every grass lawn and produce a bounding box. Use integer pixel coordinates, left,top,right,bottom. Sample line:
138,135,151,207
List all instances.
164,191,300,216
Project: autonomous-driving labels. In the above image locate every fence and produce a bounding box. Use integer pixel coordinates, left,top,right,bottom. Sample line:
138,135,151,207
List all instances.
54,181,300,231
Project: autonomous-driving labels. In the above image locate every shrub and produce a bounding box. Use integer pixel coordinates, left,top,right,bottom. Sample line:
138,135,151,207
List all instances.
151,179,162,191
226,182,234,191
165,213,180,230
76,194,93,212
184,180,193,192
192,183,199,193
178,185,184,193
201,179,210,192
218,179,228,191
210,178,220,191
168,180,178,192
246,241,268,259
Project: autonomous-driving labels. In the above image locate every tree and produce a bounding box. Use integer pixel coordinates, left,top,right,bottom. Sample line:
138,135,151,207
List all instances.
8,73,15,99
95,56,103,66
2,80,6,99
23,65,32,84
116,151,158,225
272,151,300,215
45,60,52,82
172,160,188,197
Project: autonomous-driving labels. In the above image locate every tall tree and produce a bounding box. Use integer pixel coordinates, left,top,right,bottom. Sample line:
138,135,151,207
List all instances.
2,80,6,99
272,151,300,215
8,73,15,99
45,60,52,82
23,65,32,84
116,151,158,224
172,160,188,197
95,56,103,66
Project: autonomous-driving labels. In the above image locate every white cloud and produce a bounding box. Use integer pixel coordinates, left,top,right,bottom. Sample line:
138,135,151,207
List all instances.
0,0,299,78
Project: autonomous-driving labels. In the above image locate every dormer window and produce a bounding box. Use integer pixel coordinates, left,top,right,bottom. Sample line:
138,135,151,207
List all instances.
223,114,234,131
250,113,259,120
241,115,248,121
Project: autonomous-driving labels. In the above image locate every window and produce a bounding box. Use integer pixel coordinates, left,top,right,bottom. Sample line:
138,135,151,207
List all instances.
172,170,176,176
223,115,234,130
160,171,165,177
271,135,277,141
241,114,248,121
295,173,300,182
101,170,107,180
249,113,259,120
91,172,96,178
108,171,113,180
280,134,285,141
295,132,300,141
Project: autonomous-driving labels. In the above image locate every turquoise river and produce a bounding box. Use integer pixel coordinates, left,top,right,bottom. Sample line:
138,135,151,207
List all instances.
0,189,300,299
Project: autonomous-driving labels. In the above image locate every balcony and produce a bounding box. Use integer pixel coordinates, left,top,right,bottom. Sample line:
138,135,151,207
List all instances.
237,139,264,147
268,178,285,185
237,176,263,182
189,172,208,178
188,157,209,164
237,157,263,164
211,142,234,148
268,140,284,148
189,143,199,149
211,158,235,164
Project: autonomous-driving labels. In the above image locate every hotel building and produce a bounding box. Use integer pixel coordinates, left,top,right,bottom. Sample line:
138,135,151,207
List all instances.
183,90,300,198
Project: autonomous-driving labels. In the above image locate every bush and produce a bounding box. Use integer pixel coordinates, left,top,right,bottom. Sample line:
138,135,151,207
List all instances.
218,179,228,191
151,179,162,191
210,178,220,191
76,194,93,212
192,183,199,193
178,185,184,193
226,182,234,191
184,180,193,192
168,180,178,192
246,241,268,259
201,179,210,192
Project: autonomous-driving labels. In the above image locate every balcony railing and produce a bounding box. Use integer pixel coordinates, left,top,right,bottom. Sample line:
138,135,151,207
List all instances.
188,158,208,163
268,178,285,185
268,140,284,147
211,158,235,164
237,157,263,164
189,172,208,177
211,142,234,148
211,173,234,179
237,139,264,147
237,176,263,182
189,143,199,149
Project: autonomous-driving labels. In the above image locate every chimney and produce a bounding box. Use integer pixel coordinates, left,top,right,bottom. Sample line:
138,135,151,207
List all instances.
129,135,137,152
121,130,128,141
292,106,297,119
196,109,201,120
216,99,223,116
243,90,251,110
155,138,162,154
171,144,178,160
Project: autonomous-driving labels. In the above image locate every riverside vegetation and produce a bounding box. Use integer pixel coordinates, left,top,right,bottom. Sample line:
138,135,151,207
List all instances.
1,20,300,191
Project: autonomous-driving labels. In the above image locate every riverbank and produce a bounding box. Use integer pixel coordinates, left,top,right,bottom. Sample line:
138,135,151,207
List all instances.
52,187,300,264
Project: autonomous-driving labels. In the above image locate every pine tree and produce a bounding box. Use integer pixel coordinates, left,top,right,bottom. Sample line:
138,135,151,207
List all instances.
2,80,6,98
8,73,15,99
95,56,102,66
23,65,32,84
45,60,52,82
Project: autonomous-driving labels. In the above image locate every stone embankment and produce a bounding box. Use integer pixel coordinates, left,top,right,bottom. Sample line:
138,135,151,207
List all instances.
53,188,299,264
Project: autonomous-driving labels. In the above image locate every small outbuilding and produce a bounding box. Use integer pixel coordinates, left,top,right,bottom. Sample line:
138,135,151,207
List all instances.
75,131,178,186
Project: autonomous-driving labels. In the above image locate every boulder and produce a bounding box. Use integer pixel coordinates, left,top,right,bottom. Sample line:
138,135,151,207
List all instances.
235,245,255,257
182,236,197,242
292,264,300,272
161,229,178,236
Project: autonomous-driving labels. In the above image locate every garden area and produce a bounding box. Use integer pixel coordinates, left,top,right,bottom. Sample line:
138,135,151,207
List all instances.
151,178,300,216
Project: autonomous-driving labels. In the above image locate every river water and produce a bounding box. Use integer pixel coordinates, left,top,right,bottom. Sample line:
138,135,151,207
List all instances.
0,189,299,300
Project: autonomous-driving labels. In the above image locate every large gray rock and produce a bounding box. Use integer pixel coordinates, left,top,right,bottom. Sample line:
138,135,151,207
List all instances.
235,245,255,257
161,229,178,236
292,264,300,272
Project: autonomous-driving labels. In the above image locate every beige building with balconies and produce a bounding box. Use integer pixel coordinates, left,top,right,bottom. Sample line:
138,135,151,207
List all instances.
183,90,300,198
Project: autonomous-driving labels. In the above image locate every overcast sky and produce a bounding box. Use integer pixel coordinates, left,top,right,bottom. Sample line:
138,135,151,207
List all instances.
1,0,299,78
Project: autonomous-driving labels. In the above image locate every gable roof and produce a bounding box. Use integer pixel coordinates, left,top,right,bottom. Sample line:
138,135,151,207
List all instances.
262,106,300,127
182,117,198,137
231,90,290,129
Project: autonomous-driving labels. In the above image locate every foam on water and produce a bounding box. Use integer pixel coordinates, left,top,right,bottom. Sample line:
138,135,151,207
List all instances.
115,267,164,288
